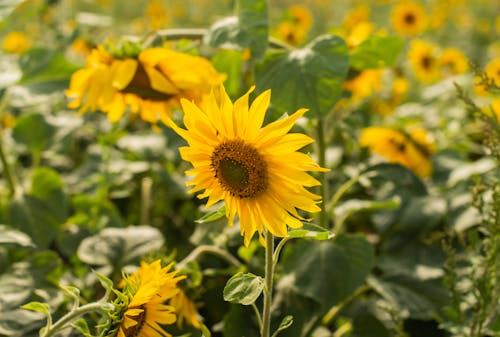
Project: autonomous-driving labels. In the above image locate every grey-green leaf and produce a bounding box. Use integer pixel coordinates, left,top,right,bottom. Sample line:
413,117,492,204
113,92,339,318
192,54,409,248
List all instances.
223,272,264,305
350,35,404,70
255,34,349,118
272,315,294,337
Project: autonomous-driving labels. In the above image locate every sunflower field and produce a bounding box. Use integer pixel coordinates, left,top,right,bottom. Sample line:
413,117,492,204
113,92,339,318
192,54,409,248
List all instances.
1,0,500,336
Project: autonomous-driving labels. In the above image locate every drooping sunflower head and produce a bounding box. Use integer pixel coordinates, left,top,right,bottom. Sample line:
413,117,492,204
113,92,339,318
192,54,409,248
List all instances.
169,290,202,329
391,1,427,36
113,260,185,337
360,126,435,177
439,47,469,76
65,42,225,126
407,39,441,83
168,85,328,246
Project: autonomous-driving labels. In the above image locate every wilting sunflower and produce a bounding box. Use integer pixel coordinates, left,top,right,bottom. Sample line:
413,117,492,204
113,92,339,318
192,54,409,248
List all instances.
2,31,31,54
65,44,225,125
407,39,441,83
168,85,328,246
169,290,201,329
391,1,427,36
439,47,469,76
360,126,435,177
115,260,185,337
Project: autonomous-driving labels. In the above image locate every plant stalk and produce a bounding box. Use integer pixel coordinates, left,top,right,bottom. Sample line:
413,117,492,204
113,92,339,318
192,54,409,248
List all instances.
0,134,17,196
315,118,328,228
261,231,275,337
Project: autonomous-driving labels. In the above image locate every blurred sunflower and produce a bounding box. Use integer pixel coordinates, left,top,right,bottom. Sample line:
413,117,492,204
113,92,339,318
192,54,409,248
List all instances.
2,31,31,54
65,44,225,125
439,47,469,76
145,0,170,30
475,58,500,95
343,69,384,102
170,290,201,329
168,85,328,246
343,4,370,32
360,126,435,177
345,21,374,49
408,39,441,83
274,4,313,46
115,260,185,337
391,1,427,36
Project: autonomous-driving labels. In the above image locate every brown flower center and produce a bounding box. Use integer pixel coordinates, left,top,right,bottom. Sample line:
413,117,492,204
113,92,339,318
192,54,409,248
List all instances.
121,62,173,101
124,305,146,337
404,13,416,25
211,139,268,198
421,55,433,70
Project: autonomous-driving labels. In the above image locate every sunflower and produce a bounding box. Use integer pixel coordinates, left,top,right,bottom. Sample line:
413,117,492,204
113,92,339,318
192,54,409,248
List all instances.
287,4,313,31
116,260,185,337
439,47,469,76
65,44,225,125
145,0,170,30
360,126,435,177
169,290,201,329
343,69,383,102
407,39,441,83
391,1,427,36
475,58,500,96
168,85,328,246
2,31,31,54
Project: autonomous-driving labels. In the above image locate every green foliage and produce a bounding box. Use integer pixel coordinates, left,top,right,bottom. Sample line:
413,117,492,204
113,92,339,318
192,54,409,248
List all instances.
223,272,264,305
255,34,349,118
350,35,404,70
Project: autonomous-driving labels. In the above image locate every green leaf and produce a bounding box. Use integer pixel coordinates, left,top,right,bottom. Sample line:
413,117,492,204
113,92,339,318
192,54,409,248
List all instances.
287,223,334,240
282,233,374,310
350,35,404,70
223,272,264,305
211,49,244,98
206,0,268,60
72,319,92,337
255,34,349,118
333,198,401,223
12,113,55,154
196,205,226,224
77,226,164,273
21,302,50,316
271,315,294,337
0,225,34,247
19,48,79,83
200,323,212,337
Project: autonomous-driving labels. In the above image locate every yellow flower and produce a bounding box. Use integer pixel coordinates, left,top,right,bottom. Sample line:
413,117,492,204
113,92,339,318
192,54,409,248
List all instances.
65,45,225,125
343,4,370,32
169,290,201,329
485,58,500,86
343,69,384,102
287,4,313,31
168,85,328,246
346,21,374,49
2,31,31,54
69,38,93,57
117,260,185,337
491,98,500,121
439,47,469,76
145,0,170,30
360,126,435,177
275,21,306,46
391,1,427,36
408,39,441,83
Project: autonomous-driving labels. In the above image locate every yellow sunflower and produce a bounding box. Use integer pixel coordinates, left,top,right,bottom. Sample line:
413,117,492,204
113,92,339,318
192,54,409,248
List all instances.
360,126,435,177
2,31,31,54
145,0,170,30
439,47,469,76
169,290,201,329
65,45,225,125
287,4,313,31
117,260,185,337
475,58,500,96
167,85,328,246
343,69,384,102
407,39,441,83
391,1,427,36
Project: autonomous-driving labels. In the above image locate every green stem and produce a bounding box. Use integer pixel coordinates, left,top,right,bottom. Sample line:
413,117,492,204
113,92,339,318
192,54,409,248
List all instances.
140,177,153,226
0,133,17,196
176,245,242,270
315,118,328,228
272,237,291,272
42,302,111,337
261,232,274,337
252,303,263,331
327,173,359,213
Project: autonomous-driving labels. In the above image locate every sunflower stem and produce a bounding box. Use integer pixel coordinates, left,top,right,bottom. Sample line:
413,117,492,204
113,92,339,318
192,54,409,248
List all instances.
315,118,328,228
41,302,113,337
140,176,153,226
261,231,275,337
0,134,17,196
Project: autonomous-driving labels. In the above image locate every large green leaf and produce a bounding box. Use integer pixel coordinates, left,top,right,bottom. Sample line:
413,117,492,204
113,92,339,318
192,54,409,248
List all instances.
12,113,55,155
19,48,79,83
7,168,67,249
0,225,34,247
350,35,404,70
281,233,374,310
77,225,165,274
206,0,268,60
223,272,264,305
255,34,349,118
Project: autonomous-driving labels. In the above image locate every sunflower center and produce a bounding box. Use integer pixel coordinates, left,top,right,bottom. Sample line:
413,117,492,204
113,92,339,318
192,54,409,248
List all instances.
404,13,415,25
211,139,268,198
421,55,433,70
124,305,147,337
121,63,173,101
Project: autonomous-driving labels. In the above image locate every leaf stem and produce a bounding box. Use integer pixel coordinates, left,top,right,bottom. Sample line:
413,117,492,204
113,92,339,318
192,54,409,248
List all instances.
315,118,328,228
261,231,275,337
